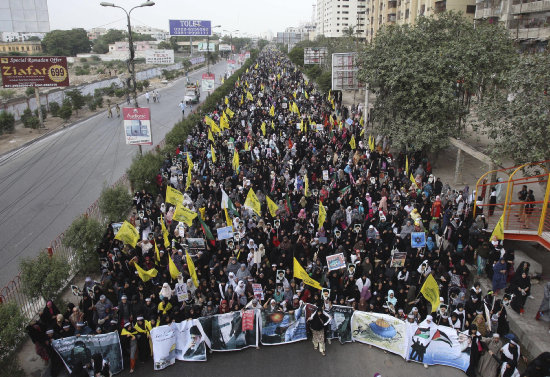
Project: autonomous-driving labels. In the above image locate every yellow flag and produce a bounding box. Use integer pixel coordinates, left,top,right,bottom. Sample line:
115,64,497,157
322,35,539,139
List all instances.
199,207,205,220
360,127,365,137
359,116,364,126
271,120,275,130
232,149,239,172
166,186,183,206
173,203,197,226
246,91,253,101
305,91,309,99
318,201,326,230
208,130,214,142
269,105,275,117
420,274,440,312
304,175,309,197
220,113,229,129
211,144,217,162
134,262,158,282
224,96,228,105
240,94,243,105
154,241,160,262
293,257,323,290
226,107,234,118
410,173,416,185
160,214,170,248
244,140,249,151
254,63,258,69
277,73,281,80
369,135,375,151
349,135,356,150
186,164,192,190
114,221,140,247
405,156,409,174
266,195,278,217
261,122,266,136
168,253,179,279
211,121,221,134
224,207,232,226
293,102,300,115
244,188,261,216
300,118,304,132
293,91,297,99
491,214,505,241
186,251,199,287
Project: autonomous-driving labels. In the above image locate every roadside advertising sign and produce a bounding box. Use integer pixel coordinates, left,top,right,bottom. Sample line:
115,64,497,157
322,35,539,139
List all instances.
0,56,69,88
123,107,152,145
219,44,232,51
202,73,215,92
198,43,216,52
169,19,212,36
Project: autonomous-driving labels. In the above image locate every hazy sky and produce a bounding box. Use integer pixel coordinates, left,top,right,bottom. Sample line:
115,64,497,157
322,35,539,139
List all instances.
47,0,316,36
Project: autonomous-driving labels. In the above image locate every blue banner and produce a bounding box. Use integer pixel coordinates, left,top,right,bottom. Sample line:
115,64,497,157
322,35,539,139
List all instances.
169,20,211,36
411,232,426,248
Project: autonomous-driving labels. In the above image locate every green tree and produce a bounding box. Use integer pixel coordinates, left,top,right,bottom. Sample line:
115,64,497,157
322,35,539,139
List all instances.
477,51,550,164
92,29,126,53
127,152,164,194
0,111,15,134
65,89,85,114
0,89,16,100
0,302,26,361
20,251,70,300
41,28,91,56
59,98,72,121
99,185,133,223
49,101,60,117
357,12,515,153
288,46,305,67
63,216,104,273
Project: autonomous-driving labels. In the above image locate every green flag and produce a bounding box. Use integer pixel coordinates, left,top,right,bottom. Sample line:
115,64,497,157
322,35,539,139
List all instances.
199,217,215,245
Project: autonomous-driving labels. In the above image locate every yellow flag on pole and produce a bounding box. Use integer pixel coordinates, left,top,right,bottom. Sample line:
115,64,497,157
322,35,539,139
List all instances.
185,164,192,190
271,120,275,130
318,201,326,230
154,241,161,262
208,130,214,142
349,135,356,150
114,221,140,247
406,156,409,174
165,186,183,206
224,96,229,105
305,91,309,99
244,188,261,216
168,253,179,279
224,207,232,226
246,91,253,101
226,107,234,118
491,214,505,241
304,175,309,197
420,274,440,312
261,122,266,136
293,257,323,290
232,149,239,172
160,214,170,248
199,207,205,220
211,144,216,163
269,105,275,117
134,262,158,282
266,195,279,217
173,204,197,226
186,251,199,287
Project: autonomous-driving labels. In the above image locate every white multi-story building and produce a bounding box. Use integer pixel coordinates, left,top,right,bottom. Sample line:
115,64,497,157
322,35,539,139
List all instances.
316,0,367,38
132,25,170,41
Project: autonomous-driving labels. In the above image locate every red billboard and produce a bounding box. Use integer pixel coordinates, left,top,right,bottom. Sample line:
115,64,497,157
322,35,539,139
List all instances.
0,56,69,88
123,107,152,145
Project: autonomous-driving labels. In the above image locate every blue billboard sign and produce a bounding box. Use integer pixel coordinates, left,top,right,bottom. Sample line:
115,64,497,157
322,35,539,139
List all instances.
169,20,211,36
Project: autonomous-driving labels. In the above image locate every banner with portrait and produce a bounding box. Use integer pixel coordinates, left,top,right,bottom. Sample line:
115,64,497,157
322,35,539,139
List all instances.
260,304,307,345
351,311,408,358
199,310,259,351
52,331,123,375
174,319,210,362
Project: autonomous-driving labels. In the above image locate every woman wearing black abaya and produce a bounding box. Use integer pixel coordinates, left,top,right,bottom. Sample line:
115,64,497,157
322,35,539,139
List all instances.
509,271,530,314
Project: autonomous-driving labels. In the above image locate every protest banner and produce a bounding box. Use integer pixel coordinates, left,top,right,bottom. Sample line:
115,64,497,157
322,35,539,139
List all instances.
151,325,176,370
405,323,470,372
252,283,264,300
391,252,407,268
326,253,346,271
199,310,259,351
327,305,354,344
52,332,123,375
216,225,234,240
261,305,307,345
351,311,408,358
411,232,427,248
174,319,210,362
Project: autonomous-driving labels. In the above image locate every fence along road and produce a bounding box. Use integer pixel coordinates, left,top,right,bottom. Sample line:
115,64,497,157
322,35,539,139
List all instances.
0,60,229,294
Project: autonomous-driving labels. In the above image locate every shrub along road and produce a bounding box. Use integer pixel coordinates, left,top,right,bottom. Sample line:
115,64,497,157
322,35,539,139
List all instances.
0,60,229,288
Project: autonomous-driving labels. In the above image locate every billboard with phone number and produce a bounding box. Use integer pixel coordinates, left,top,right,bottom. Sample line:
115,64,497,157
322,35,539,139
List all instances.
0,56,69,88
169,20,211,36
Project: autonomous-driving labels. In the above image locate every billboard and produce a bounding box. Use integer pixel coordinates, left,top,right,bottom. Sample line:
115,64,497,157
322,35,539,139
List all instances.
197,43,216,52
0,56,69,88
331,52,364,90
145,49,174,64
218,44,232,52
123,107,152,145
304,47,328,65
169,19,211,36
201,73,215,92
0,0,50,33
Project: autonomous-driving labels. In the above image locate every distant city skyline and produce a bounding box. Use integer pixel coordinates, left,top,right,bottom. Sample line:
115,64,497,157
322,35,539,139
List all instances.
47,0,316,37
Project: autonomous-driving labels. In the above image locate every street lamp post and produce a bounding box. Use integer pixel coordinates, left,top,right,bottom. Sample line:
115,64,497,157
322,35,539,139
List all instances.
207,25,221,74
100,1,155,155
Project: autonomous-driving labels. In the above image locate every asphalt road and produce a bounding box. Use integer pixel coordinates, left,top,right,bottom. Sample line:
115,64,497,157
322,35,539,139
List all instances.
123,341,466,377
0,60,230,288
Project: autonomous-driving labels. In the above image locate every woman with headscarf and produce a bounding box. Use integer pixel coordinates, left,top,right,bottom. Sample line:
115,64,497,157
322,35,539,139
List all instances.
466,325,484,377
509,270,530,314
535,282,550,325
121,321,138,373
478,333,504,376
386,290,397,314
492,259,508,294
159,282,173,301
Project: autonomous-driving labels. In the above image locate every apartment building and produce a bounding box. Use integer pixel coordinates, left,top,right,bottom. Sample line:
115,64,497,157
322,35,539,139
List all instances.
316,0,368,38
475,0,549,47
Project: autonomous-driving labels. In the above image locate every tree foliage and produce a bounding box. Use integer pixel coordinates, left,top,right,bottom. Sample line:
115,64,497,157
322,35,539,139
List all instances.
65,89,86,114
0,302,26,361
477,51,550,164
20,251,70,300
41,29,91,56
0,111,15,134
63,215,104,274
127,152,164,194
99,185,133,223
92,29,127,54
357,12,516,153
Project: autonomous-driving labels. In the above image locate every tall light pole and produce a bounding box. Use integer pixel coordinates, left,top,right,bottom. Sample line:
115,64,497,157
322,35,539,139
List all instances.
100,1,155,155
207,25,221,74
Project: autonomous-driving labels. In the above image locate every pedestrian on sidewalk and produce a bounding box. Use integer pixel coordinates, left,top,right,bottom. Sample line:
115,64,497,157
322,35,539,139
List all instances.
115,104,120,118
307,307,331,356
492,259,508,295
535,282,550,331
155,90,160,103
179,100,186,119
107,106,112,118
145,91,150,104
